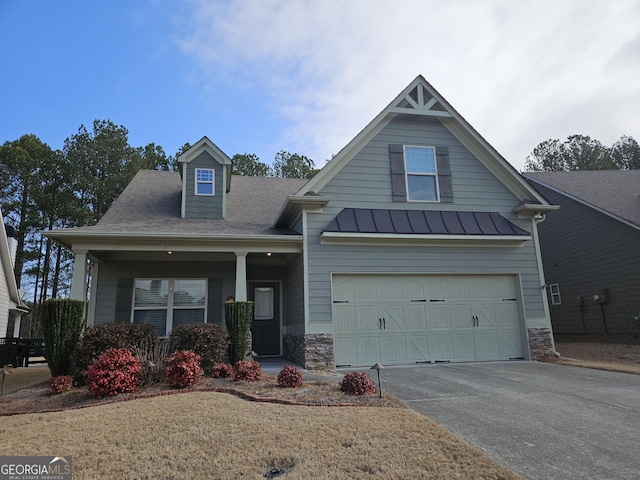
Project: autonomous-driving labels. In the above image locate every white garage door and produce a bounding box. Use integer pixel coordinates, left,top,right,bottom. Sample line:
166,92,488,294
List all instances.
333,274,524,367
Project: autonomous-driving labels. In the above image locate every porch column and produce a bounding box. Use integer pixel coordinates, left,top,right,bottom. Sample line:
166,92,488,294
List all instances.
70,250,88,301
235,251,248,301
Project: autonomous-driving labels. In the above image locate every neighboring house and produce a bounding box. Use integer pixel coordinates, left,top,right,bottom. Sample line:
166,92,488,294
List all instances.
46,76,559,369
525,170,640,335
1,208,28,338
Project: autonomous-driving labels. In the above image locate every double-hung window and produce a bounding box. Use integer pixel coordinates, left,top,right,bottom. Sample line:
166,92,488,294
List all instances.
549,283,561,305
404,146,439,201
133,279,207,336
195,168,214,195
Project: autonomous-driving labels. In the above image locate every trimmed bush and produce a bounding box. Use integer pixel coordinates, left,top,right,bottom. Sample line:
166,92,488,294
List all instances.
163,350,204,388
49,375,73,395
169,323,229,374
340,371,376,396
225,301,254,364
233,359,263,382
41,299,86,377
72,323,158,384
86,348,142,399
211,362,234,379
277,365,304,388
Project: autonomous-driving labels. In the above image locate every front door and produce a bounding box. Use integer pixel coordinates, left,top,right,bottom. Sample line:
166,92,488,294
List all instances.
249,282,280,356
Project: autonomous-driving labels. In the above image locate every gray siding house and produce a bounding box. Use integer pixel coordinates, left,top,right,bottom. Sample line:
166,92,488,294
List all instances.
47,76,558,368
525,170,640,336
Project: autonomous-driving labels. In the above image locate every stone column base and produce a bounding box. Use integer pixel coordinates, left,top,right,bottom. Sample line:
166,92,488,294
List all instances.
528,327,555,360
283,333,334,371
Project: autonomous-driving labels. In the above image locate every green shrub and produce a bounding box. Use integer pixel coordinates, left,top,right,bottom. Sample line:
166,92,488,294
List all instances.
41,299,86,377
225,301,254,364
340,371,376,396
72,323,158,384
86,348,142,399
169,323,229,374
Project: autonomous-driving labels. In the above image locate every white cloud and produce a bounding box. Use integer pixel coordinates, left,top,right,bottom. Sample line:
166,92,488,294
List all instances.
179,0,640,170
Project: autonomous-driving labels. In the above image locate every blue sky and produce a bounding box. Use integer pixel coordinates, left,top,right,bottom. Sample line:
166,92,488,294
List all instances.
1,0,639,171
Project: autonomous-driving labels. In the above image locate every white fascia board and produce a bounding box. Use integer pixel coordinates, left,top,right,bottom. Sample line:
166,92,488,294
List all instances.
0,209,20,304
321,232,530,248
177,136,232,165
273,195,331,228
514,203,560,219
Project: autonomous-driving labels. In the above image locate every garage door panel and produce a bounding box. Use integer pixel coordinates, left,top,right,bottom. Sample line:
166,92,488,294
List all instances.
359,336,382,364
356,304,379,331
335,305,357,332
333,274,524,367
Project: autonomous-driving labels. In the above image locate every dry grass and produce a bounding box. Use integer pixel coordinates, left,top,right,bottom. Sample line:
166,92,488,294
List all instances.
554,334,640,375
0,391,520,479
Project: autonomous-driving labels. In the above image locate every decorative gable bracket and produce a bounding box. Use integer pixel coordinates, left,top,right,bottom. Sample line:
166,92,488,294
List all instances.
391,83,453,117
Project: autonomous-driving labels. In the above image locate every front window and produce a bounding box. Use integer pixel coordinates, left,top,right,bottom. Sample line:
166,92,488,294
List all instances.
133,279,207,335
404,146,439,201
195,168,214,195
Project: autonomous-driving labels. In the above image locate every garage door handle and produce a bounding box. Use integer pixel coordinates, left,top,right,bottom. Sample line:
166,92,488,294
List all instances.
383,318,386,329
379,318,382,329
472,315,479,327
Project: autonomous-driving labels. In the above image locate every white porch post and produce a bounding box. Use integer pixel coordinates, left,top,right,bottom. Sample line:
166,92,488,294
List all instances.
70,251,88,301
235,251,248,301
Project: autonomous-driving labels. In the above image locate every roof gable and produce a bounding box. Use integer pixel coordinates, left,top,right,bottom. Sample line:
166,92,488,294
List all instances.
525,170,640,228
296,75,548,205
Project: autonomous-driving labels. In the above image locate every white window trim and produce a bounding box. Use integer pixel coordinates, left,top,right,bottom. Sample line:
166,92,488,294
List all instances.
132,278,208,336
549,283,561,305
195,168,215,196
403,145,440,202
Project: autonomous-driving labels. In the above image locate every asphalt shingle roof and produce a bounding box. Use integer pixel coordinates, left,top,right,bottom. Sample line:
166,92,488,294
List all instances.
69,170,309,236
525,170,640,227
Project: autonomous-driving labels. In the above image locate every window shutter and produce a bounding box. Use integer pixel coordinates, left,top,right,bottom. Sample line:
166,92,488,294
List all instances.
114,278,134,323
389,144,407,202
207,278,223,324
436,146,453,203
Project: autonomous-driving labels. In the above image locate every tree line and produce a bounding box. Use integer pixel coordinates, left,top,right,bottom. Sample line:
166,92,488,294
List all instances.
0,119,318,335
524,134,640,172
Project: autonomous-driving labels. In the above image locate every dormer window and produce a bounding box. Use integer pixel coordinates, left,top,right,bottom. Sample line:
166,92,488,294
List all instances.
195,168,215,196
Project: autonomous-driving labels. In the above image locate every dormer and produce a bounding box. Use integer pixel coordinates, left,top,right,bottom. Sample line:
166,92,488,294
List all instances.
178,136,232,219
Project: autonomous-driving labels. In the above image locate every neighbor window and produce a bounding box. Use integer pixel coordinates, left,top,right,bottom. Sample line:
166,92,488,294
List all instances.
404,146,439,201
549,283,561,305
195,169,214,195
133,279,207,335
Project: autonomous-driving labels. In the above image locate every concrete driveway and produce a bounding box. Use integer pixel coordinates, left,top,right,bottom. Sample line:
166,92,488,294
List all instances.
369,361,640,480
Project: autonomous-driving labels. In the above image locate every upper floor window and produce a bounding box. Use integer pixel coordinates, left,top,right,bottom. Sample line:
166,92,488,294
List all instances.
404,146,439,201
195,169,214,196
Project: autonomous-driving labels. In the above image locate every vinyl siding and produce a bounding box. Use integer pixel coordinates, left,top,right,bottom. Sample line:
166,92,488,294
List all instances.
534,184,640,335
0,262,9,336
183,150,225,219
306,115,546,329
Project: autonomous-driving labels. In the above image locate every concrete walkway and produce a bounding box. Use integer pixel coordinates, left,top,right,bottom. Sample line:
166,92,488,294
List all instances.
366,361,640,480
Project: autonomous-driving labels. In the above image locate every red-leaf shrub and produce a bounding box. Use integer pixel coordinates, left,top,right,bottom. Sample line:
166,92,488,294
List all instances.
340,371,376,396
163,350,204,388
211,362,234,379
86,348,142,399
49,375,73,395
233,360,263,382
277,365,304,388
